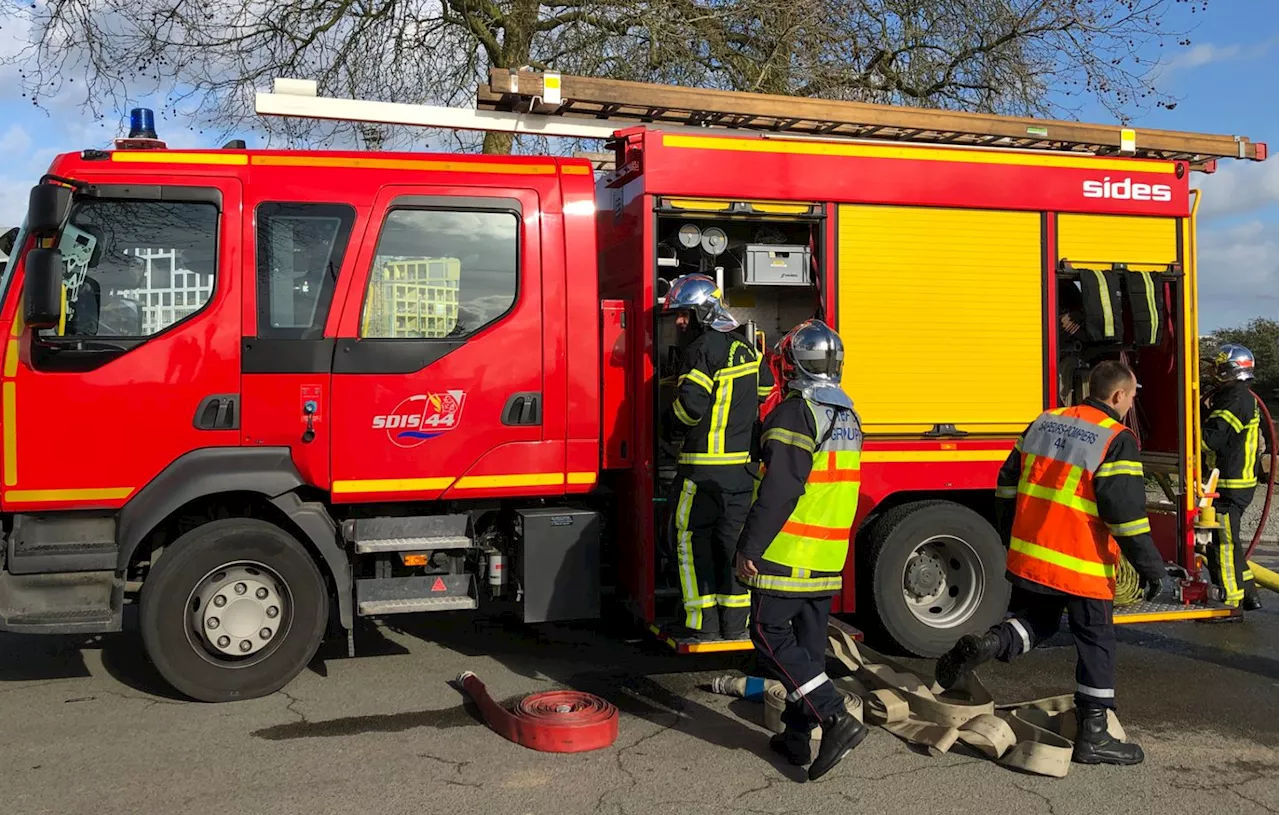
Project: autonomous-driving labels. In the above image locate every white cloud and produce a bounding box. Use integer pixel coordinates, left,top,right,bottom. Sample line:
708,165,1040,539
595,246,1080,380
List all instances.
1196,219,1279,331
1193,160,1280,222
0,176,32,230
1158,39,1275,79
0,125,33,157
1165,43,1244,72
0,125,41,228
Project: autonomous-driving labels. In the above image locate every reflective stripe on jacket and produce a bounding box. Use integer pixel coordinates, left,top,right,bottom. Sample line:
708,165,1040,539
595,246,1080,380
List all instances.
1006,404,1129,600
666,331,767,470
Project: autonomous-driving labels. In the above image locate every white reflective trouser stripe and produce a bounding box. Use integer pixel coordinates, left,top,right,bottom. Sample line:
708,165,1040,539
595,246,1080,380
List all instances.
1076,684,1115,699
787,672,831,702
1006,618,1032,655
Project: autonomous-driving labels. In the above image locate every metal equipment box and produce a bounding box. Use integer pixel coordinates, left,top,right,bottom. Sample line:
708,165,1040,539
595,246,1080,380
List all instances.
513,507,602,623
733,243,811,286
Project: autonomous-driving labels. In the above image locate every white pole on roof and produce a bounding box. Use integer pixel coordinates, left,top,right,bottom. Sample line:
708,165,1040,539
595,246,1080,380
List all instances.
255,79,631,141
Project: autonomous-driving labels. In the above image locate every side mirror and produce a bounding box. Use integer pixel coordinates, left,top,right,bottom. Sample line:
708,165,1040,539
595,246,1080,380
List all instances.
24,248,65,330
26,184,73,236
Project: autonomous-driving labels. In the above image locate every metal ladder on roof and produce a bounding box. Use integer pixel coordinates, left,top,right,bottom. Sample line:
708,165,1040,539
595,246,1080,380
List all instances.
475,69,1267,168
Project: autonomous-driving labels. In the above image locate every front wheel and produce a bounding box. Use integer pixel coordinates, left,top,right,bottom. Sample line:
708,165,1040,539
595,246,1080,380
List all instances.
859,500,1010,657
139,518,329,702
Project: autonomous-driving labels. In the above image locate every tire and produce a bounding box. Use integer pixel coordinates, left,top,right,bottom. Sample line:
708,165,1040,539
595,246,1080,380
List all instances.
139,518,329,702
858,500,1010,658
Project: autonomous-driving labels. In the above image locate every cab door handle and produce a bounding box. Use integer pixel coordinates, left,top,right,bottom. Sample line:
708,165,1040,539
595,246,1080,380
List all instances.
194,394,239,430
502,392,542,426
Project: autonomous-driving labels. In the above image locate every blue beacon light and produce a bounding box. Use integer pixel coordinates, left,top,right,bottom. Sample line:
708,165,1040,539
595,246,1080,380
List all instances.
128,108,158,140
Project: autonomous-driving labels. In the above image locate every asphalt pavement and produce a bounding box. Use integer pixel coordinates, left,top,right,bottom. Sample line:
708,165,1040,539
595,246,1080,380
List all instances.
1,576,1275,815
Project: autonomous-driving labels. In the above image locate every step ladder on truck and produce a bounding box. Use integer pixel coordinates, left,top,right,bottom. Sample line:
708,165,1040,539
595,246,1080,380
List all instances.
0,74,1267,702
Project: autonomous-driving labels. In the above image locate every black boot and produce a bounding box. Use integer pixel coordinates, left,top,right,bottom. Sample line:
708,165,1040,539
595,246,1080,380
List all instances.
934,630,1002,690
721,606,749,641
1242,592,1264,611
684,628,722,642
769,730,811,766
807,710,868,781
1072,703,1144,766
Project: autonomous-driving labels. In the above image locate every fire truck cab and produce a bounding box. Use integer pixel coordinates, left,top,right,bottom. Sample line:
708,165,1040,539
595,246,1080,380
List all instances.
0,80,1266,702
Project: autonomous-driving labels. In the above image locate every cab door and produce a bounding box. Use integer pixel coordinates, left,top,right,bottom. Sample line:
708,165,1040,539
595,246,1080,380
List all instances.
239,197,360,489
329,186,556,502
2,178,242,510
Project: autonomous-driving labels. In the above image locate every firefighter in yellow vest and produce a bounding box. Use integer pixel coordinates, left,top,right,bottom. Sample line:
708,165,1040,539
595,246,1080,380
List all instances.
934,360,1168,766
734,319,868,781
1201,343,1263,611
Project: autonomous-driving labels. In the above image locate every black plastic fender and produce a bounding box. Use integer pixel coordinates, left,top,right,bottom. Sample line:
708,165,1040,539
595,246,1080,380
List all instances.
270,491,352,631
116,447,352,630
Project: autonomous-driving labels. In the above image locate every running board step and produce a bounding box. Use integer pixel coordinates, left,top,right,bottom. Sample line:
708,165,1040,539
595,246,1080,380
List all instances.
0,570,123,634
343,515,475,554
355,574,479,616
7,514,119,575
1113,597,1240,624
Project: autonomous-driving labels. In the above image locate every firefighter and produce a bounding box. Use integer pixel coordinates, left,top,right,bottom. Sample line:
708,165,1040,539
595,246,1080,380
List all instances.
734,319,868,781
661,274,770,641
933,360,1168,766
1202,343,1264,611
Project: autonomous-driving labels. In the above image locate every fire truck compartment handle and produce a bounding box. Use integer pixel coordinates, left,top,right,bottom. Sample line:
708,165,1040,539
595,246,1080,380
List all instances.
502,392,542,426
193,394,239,431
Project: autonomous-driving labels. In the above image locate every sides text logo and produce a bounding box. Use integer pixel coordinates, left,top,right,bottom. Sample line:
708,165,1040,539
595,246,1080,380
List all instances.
1081,177,1172,202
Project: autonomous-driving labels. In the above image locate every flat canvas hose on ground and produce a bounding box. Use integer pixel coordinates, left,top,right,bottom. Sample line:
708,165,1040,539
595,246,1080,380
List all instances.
719,622,1130,778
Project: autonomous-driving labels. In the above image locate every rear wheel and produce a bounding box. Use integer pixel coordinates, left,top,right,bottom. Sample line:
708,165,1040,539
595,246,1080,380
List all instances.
139,518,329,702
859,500,1009,657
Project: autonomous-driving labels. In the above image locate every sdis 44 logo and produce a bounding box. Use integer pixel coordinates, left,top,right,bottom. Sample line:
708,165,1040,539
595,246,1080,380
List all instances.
372,390,467,448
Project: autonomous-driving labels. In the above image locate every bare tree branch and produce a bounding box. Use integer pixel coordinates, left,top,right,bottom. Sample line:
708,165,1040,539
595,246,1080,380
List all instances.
0,0,1212,154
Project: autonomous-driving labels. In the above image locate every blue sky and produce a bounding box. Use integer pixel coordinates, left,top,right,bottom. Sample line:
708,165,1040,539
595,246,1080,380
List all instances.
1,2,1276,332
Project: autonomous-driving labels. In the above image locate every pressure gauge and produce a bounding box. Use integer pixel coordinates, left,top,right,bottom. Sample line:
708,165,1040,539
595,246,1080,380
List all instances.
677,223,702,249
701,226,728,256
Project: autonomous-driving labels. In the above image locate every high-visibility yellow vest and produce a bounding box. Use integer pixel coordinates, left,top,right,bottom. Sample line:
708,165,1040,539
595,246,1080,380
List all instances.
760,400,863,574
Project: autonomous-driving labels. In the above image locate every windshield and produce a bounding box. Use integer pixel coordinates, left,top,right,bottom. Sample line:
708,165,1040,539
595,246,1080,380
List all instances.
0,216,30,314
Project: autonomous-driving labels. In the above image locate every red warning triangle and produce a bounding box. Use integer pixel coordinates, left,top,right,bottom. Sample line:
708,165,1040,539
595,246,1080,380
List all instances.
431,577,447,592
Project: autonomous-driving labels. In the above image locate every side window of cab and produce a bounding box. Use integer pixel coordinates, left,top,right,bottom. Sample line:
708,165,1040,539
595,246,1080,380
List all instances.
357,207,519,340
255,202,357,340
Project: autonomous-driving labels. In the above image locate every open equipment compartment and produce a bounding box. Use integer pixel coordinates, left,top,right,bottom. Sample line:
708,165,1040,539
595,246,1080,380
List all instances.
1053,212,1193,568
650,196,827,644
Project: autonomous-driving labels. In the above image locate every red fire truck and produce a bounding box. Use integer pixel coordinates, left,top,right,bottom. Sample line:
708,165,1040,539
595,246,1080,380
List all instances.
0,72,1267,702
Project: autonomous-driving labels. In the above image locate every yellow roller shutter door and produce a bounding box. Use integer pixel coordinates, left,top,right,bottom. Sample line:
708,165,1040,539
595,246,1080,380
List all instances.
836,205,1044,435
1056,214,1178,271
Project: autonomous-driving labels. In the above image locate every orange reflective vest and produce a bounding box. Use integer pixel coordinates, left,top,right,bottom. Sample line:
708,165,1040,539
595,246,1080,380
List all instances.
1005,404,1128,600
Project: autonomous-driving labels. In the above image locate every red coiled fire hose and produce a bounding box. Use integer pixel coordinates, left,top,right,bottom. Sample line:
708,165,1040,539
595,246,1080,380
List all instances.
457,671,619,753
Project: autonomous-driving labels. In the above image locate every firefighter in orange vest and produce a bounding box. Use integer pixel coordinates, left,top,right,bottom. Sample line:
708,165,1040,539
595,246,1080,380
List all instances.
734,319,868,781
934,360,1168,766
